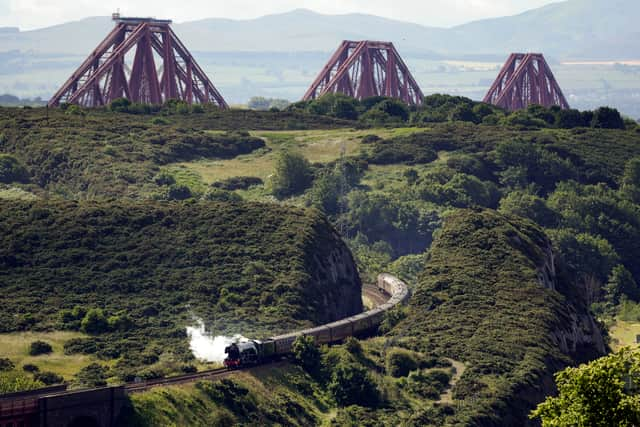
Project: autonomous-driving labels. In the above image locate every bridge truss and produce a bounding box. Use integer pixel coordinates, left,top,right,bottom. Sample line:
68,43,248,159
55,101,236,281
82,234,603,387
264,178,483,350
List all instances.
48,16,228,108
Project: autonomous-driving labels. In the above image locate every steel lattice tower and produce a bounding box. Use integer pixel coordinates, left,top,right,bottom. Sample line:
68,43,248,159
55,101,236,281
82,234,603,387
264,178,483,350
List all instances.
303,40,424,106
48,15,228,108
483,53,569,111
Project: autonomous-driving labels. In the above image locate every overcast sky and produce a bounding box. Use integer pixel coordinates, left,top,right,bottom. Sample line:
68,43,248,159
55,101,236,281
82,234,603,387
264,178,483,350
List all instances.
0,0,566,30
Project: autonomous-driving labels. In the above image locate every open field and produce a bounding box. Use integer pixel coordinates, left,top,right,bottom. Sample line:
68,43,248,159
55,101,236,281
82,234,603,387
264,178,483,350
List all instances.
169,128,423,186
608,321,640,352
0,331,98,380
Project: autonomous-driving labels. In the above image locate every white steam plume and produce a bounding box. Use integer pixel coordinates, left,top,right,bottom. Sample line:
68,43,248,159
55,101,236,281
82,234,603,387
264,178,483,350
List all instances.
186,319,247,362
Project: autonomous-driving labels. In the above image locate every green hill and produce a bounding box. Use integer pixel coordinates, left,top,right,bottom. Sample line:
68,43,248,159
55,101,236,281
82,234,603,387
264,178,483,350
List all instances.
396,210,606,425
0,199,362,381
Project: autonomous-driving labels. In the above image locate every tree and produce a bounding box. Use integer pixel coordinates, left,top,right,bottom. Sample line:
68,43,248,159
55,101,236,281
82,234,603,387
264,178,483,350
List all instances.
556,108,584,129
622,157,640,203
592,107,625,130
450,104,479,124
498,189,558,227
531,348,640,426
81,309,109,335
371,99,410,121
604,265,640,305
331,98,359,120
271,151,313,198
291,335,321,374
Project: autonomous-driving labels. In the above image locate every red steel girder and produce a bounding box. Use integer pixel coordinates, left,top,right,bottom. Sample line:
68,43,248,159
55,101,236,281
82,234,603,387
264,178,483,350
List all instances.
303,40,424,106
483,53,569,111
48,17,228,108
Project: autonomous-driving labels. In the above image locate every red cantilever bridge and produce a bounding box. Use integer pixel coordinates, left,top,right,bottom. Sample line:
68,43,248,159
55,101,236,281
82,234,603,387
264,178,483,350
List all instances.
48,15,228,108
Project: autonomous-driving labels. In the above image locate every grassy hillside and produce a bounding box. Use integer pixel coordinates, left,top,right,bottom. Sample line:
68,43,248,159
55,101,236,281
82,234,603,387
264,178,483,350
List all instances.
0,199,362,383
0,106,351,199
393,210,604,425
120,210,604,426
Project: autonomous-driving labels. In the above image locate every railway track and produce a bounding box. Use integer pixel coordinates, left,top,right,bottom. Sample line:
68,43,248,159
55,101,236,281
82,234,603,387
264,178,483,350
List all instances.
125,361,290,393
362,283,390,308
1,275,408,407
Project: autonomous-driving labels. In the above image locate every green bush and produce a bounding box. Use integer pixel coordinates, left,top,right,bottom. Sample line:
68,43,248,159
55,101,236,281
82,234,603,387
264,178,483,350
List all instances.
29,340,53,356
81,309,109,335
292,335,321,374
0,371,44,394
386,348,419,377
212,176,263,191
165,184,193,201
75,363,109,387
34,371,64,385
328,360,379,407
0,358,14,371
22,364,39,373
0,154,29,184
201,188,242,203
153,172,176,186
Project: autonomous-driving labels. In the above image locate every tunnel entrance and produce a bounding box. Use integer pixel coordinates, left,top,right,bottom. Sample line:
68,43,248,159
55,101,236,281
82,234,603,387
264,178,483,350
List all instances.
67,416,100,427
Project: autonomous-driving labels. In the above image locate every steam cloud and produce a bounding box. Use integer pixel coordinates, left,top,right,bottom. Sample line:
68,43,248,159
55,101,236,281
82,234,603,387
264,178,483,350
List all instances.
186,319,247,362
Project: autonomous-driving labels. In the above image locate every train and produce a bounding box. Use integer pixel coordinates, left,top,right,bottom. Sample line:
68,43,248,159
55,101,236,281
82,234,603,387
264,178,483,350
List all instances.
224,273,409,368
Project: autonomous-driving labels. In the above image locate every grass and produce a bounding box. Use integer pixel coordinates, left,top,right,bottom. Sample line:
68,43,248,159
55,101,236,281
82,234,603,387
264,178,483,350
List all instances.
172,128,423,186
609,320,640,352
0,331,98,380
0,186,38,201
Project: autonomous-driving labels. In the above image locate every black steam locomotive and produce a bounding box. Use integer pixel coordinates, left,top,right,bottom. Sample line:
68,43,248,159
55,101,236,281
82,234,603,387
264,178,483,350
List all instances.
224,274,409,368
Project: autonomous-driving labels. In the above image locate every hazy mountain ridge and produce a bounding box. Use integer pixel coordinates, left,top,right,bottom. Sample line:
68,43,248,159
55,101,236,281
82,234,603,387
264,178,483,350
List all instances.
0,0,637,58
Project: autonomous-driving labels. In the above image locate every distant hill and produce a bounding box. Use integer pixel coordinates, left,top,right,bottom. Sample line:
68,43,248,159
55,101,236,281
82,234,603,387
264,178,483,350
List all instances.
0,0,638,59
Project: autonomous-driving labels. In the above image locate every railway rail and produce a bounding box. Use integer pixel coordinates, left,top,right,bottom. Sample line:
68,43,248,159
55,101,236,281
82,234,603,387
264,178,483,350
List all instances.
0,274,410,423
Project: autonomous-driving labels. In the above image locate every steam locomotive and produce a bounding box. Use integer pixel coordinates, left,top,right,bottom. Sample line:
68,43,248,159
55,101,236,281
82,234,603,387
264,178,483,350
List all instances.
224,274,409,368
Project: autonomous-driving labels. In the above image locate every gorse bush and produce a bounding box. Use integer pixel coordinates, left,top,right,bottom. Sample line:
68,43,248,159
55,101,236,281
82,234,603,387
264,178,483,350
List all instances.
0,154,29,184
29,341,52,356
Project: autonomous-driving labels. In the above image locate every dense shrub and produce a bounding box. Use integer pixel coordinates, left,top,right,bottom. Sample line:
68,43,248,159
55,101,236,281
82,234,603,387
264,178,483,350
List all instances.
64,338,99,355
81,309,109,335
75,363,109,387
328,360,379,407
386,348,419,377
0,154,29,184
34,371,64,385
22,364,39,373
212,176,263,191
0,358,14,371
29,341,53,356
292,335,321,374
201,188,242,202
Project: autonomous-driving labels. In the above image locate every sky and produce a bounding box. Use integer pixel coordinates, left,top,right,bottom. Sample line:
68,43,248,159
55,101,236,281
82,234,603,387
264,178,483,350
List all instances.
0,0,566,31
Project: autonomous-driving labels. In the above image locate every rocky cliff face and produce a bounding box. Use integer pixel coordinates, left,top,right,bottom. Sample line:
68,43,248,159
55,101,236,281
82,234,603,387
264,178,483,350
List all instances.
535,240,607,358
302,218,363,324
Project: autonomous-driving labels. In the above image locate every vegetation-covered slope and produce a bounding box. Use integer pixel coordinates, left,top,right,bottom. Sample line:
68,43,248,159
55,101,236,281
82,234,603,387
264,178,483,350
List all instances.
390,210,606,425
0,199,362,381
0,105,351,198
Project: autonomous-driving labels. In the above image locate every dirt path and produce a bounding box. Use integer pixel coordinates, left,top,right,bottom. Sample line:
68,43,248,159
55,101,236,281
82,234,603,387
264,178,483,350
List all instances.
438,358,466,404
